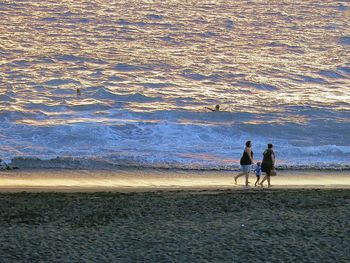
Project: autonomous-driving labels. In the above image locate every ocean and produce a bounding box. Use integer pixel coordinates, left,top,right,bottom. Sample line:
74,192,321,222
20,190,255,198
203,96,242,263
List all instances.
0,0,349,170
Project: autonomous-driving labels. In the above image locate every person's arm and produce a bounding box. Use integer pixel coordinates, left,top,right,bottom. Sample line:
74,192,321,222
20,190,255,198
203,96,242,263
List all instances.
271,152,275,167
205,107,215,112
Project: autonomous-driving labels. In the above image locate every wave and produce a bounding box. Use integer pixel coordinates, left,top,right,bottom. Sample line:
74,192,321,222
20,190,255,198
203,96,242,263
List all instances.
339,36,350,45
94,88,163,102
145,14,164,20
0,94,15,102
0,112,349,171
318,70,345,79
44,79,81,86
237,81,279,91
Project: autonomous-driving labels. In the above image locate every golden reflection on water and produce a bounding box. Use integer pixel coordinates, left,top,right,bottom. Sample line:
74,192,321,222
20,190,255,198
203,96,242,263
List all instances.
0,0,349,121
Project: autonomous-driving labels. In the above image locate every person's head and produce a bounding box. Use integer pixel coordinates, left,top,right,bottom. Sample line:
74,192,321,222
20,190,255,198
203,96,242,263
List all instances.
245,140,252,148
268,143,273,149
257,161,261,166
215,105,220,111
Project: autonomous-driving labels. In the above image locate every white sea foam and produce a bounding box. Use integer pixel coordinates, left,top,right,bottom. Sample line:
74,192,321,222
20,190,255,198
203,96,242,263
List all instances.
1,115,349,169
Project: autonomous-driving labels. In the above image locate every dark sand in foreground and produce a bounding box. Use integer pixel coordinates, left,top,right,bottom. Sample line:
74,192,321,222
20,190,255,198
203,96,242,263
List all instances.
0,169,350,262
1,189,350,262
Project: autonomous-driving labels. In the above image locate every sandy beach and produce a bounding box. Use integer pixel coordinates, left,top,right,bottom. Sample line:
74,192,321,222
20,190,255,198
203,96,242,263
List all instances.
0,169,349,262
0,188,350,262
0,169,350,192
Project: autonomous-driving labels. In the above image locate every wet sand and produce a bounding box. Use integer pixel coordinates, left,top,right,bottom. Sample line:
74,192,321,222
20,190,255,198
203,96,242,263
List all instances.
0,169,350,262
0,169,349,192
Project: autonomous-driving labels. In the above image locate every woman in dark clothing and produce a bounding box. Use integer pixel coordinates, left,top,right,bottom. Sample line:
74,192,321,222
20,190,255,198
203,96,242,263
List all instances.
234,140,254,186
260,144,275,188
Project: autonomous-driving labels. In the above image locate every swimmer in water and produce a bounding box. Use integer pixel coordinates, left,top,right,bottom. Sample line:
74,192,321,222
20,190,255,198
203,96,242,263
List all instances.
205,104,220,112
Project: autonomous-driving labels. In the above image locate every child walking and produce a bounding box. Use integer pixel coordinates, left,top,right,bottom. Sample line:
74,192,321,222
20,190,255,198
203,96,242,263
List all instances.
254,162,262,186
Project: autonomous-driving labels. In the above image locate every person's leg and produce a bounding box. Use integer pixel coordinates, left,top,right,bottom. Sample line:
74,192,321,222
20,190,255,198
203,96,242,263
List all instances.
266,172,271,187
234,172,245,184
255,176,260,186
245,172,249,186
260,174,267,187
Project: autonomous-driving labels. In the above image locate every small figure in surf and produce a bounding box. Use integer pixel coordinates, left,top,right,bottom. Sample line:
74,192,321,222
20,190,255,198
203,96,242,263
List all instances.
76,88,81,96
254,162,262,186
205,104,220,112
260,144,275,188
234,140,254,186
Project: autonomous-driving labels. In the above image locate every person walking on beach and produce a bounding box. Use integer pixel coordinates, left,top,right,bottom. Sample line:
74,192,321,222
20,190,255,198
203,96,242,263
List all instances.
234,140,254,186
260,144,275,188
254,162,262,186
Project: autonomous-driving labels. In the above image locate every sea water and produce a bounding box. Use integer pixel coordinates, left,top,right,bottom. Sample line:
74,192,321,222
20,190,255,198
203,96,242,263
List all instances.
0,0,349,170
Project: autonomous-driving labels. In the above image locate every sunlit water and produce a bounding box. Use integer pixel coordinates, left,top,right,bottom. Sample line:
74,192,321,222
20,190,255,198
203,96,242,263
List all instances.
0,0,349,169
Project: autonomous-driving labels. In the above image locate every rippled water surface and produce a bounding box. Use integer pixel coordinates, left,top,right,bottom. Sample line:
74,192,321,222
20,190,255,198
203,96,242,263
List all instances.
0,0,349,169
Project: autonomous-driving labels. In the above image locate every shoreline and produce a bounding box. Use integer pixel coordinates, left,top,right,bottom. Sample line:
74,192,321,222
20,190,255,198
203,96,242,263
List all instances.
0,169,349,192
